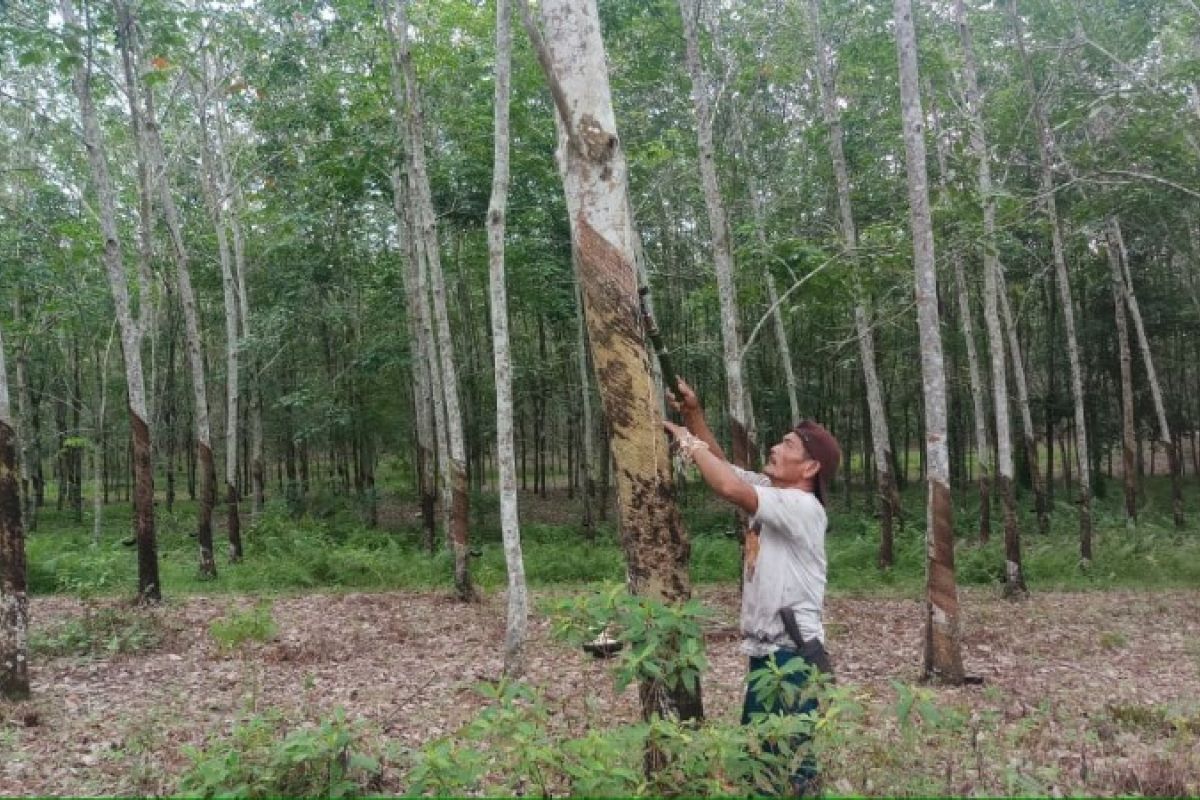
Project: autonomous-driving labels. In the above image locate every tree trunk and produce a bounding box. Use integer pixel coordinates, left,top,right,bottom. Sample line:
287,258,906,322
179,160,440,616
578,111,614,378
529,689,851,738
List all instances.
383,0,474,600
487,0,529,677
955,0,1024,595
679,0,754,465
1111,220,1184,528
997,278,1049,533
11,300,36,533
391,167,438,553
1012,0,1093,561
520,0,702,726
92,327,115,546
0,323,30,700
1106,225,1138,524
195,53,243,562
63,0,160,602
894,0,966,682
215,91,265,519
809,0,901,565
576,281,597,541
929,84,993,545
143,56,218,578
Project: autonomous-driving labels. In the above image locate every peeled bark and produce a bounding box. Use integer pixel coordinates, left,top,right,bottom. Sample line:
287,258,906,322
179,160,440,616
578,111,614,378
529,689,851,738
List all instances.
487,0,528,676
520,0,702,725
955,0,1024,596
1106,225,1138,524
678,0,754,466
894,0,966,682
809,0,902,565
1111,220,1184,528
1011,0,1093,561
63,0,161,602
1,323,30,700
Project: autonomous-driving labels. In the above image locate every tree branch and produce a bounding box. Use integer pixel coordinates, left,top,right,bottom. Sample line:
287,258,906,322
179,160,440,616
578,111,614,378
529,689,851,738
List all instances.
513,0,580,155
1095,170,1200,200
739,254,839,361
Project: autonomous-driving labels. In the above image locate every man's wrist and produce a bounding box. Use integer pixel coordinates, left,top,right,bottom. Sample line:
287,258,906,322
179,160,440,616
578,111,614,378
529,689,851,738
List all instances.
675,431,710,465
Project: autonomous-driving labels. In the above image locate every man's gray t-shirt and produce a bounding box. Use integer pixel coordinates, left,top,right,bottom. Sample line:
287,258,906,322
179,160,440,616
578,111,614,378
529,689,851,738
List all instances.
730,465,827,657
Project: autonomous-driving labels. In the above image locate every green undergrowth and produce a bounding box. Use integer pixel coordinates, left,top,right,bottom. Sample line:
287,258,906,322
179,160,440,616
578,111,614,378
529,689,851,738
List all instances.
21,476,1200,601
170,587,1200,797
29,605,164,658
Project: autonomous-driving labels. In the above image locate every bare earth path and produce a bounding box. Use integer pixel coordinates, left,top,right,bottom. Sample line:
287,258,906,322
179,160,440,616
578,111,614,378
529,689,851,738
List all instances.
2,587,1198,796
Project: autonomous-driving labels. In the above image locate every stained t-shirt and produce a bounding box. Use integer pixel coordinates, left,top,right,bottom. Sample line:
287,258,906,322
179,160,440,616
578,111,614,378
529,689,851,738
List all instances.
730,465,827,657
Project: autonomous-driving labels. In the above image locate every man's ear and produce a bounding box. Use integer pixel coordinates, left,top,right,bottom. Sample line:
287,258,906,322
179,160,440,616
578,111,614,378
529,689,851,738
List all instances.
801,460,821,480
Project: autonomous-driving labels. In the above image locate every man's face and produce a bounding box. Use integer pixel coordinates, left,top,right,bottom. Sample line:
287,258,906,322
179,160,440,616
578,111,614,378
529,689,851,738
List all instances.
763,430,821,486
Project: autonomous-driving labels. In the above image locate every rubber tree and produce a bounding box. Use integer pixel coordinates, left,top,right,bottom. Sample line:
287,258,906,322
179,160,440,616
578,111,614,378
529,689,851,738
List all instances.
61,0,162,601
517,0,703,726
0,320,30,700
486,0,529,676
894,0,966,683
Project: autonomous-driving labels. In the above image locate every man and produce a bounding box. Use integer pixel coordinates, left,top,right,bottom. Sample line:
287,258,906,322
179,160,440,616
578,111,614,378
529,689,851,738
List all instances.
662,378,840,796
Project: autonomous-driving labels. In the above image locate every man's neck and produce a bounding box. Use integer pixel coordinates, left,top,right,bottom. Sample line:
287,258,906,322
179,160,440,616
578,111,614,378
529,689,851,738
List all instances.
770,477,815,493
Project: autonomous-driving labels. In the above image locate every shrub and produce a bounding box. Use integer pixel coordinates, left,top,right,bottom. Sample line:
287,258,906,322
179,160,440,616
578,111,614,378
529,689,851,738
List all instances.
178,709,382,798
30,605,163,658
209,602,279,651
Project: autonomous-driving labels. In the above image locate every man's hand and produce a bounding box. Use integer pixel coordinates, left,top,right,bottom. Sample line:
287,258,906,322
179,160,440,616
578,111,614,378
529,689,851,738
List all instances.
663,419,689,443
665,377,701,416
664,411,757,514
664,376,727,461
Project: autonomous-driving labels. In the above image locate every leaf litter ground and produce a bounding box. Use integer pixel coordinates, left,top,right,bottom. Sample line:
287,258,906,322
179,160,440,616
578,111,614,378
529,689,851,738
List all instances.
2,587,1198,796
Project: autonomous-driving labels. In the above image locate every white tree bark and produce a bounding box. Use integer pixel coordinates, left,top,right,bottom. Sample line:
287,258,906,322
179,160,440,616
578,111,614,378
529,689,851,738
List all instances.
955,0,1024,595
1011,0,1093,560
894,0,965,682
62,0,161,601
678,0,753,465
808,0,901,561
1105,224,1138,524
928,86,992,544
1111,219,1184,527
487,0,528,676
11,298,37,532
996,273,1048,533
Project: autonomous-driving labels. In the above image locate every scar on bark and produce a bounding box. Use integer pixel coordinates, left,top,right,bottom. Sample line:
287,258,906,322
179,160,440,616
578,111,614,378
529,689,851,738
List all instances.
578,113,617,162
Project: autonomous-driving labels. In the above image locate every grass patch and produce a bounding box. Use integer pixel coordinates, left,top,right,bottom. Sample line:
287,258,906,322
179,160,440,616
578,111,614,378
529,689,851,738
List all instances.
209,602,279,651
21,475,1200,600
29,605,163,658
178,709,383,798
